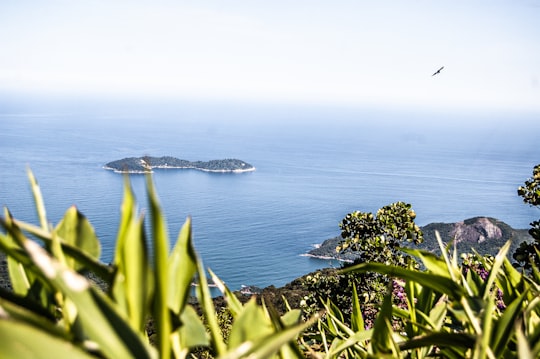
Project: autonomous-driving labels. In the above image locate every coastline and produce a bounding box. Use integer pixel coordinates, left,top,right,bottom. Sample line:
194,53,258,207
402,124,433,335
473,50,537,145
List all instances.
104,156,256,174
103,165,256,174
300,252,353,263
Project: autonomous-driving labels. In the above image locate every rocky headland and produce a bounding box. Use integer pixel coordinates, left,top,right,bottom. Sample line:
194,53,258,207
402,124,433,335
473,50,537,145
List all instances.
104,156,255,174
307,217,533,262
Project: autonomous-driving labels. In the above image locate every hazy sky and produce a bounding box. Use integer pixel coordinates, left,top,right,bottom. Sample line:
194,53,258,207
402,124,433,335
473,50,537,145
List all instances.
1,1,539,112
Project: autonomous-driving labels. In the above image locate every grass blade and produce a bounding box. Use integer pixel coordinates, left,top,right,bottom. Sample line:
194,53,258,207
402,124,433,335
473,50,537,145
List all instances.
27,168,48,231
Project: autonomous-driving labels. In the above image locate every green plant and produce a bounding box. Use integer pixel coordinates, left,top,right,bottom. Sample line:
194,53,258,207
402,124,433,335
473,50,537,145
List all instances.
300,202,423,331
0,170,314,358
308,232,540,358
338,202,423,267
513,164,540,269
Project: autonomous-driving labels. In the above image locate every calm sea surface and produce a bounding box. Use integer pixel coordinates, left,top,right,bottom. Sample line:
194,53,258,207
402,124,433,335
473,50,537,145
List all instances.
1,100,539,290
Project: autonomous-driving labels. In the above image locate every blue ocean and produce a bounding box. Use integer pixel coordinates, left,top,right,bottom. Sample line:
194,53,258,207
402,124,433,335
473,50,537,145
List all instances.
1,99,539,290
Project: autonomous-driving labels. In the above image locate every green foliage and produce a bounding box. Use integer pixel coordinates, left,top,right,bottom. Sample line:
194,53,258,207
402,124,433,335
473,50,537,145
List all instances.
517,164,540,207
300,269,385,329
0,170,311,358
309,233,540,358
338,201,423,267
3,166,540,358
513,164,540,269
301,202,423,330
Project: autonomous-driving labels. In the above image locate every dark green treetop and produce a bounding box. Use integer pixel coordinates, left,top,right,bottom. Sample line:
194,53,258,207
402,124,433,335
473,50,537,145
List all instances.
513,164,540,269
337,201,423,267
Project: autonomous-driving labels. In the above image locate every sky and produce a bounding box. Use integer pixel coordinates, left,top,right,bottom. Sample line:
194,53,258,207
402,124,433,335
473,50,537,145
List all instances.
1,0,539,113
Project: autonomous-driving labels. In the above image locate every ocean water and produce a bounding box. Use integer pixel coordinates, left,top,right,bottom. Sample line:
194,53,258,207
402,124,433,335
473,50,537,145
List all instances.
1,99,539,290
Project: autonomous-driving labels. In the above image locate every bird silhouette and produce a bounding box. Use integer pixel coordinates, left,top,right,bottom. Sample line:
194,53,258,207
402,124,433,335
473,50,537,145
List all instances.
432,66,444,76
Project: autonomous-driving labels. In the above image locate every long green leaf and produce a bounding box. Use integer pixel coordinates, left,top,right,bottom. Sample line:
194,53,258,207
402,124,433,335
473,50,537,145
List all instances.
492,289,529,357
482,241,511,302
112,211,152,333
111,177,137,317
403,247,452,278
1,212,55,310
371,286,398,356
476,293,495,359
196,261,227,355
167,217,196,315
209,268,243,318
399,332,475,351
221,313,319,359
435,231,459,282
109,175,153,334
342,262,466,299
13,218,114,282
228,298,273,348
177,305,210,348
327,329,372,357
21,237,154,358
54,206,101,271
27,168,48,231
7,250,31,296
516,321,533,359
0,292,62,333
0,318,96,359
350,282,365,332
1,212,33,296
146,174,171,359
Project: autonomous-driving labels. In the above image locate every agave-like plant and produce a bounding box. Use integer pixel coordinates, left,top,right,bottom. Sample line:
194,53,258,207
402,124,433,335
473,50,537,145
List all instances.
0,170,313,358
310,232,540,358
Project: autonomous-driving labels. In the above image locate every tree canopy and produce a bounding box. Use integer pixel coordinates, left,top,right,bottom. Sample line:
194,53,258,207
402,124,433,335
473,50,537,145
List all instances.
513,164,540,269
337,201,423,267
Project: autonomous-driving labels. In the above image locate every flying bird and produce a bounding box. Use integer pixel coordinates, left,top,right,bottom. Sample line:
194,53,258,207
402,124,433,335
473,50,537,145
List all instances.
432,66,444,76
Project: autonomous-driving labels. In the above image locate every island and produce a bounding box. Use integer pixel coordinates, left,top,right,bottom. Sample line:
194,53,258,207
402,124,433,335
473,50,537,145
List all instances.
104,156,255,174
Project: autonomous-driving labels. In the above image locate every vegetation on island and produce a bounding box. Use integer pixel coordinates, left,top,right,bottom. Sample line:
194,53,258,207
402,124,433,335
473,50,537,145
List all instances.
104,156,255,173
0,164,539,358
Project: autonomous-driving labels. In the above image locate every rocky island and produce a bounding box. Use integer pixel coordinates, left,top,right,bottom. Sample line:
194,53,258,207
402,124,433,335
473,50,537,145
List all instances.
104,156,255,174
306,217,532,262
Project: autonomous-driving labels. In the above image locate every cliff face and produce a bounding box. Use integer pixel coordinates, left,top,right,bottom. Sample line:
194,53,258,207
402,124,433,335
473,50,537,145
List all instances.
308,217,532,262
451,217,503,244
